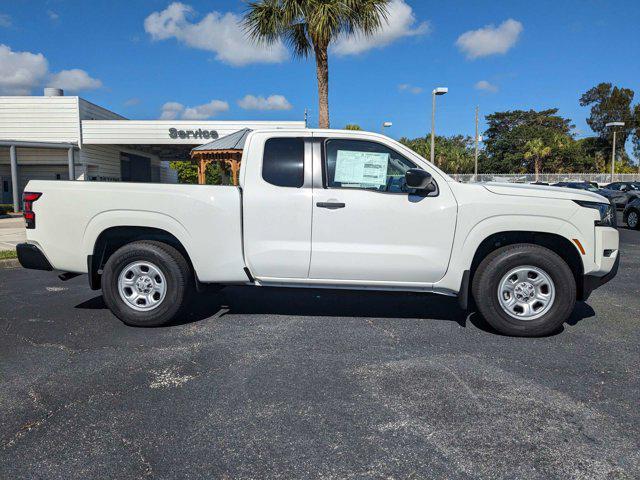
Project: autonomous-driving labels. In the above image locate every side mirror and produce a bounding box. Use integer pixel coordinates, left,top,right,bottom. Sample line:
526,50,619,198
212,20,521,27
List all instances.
405,169,435,192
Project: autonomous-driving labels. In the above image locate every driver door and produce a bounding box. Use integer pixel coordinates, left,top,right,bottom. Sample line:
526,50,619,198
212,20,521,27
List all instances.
309,135,457,284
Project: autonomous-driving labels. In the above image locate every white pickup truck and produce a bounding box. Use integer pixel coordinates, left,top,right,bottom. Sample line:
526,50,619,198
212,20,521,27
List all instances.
17,129,619,336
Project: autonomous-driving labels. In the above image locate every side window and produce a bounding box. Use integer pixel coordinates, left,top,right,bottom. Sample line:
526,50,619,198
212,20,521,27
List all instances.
262,138,304,188
324,139,417,193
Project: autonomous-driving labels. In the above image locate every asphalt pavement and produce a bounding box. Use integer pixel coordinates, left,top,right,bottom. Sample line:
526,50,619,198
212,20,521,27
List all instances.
1,228,639,479
0,216,25,251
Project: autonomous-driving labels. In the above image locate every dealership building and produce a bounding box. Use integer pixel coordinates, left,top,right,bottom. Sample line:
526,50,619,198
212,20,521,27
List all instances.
0,88,305,210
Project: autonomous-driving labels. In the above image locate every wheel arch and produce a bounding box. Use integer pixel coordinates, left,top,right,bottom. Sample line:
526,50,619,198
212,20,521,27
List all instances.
468,231,585,300
88,226,195,290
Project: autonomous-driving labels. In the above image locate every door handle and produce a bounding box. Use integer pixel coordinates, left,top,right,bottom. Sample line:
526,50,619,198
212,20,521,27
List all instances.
316,202,346,209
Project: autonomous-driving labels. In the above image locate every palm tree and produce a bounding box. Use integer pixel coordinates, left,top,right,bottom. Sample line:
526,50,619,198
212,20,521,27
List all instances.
244,0,389,129
524,138,552,182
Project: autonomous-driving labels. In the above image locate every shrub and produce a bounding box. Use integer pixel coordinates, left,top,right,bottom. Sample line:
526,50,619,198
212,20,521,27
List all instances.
0,204,14,215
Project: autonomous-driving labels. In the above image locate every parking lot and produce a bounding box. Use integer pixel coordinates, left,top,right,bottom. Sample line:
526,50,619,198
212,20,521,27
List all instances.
1,227,639,479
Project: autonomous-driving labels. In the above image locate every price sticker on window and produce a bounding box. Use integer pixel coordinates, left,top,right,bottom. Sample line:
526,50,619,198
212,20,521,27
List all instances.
334,150,389,187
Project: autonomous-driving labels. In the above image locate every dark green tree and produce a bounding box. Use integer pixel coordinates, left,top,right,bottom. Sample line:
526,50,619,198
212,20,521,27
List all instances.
633,104,640,159
400,135,477,174
579,83,640,167
482,109,574,173
579,83,635,143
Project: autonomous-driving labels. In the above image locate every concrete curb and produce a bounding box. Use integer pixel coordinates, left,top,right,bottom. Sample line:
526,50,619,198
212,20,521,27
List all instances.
0,258,20,269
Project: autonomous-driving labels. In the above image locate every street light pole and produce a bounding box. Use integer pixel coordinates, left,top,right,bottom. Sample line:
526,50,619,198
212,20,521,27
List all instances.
381,121,392,134
606,121,625,182
611,129,617,182
474,105,479,180
430,87,448,165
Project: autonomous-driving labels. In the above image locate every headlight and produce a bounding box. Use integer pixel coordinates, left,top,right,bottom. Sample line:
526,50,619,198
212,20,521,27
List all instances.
573,200,616,227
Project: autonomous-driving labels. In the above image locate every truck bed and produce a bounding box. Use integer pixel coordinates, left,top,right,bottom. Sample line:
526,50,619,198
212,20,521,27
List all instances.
24,181,247,283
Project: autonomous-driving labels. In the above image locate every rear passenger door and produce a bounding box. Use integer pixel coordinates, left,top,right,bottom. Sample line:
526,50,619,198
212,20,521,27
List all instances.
241,131,313,279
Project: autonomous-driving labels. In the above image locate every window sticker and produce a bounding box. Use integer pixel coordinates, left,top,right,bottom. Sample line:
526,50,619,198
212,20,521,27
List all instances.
334,150,389,187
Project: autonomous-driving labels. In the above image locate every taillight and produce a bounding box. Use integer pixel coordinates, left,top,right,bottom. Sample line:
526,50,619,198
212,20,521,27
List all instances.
23,192,42,229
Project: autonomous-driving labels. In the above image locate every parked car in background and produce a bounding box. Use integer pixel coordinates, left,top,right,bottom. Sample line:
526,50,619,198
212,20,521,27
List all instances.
623,197,640,229
603,182,640,208
552,181,627,209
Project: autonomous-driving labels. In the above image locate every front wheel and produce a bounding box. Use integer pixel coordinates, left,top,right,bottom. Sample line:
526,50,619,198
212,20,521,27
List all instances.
102,241,193,327
472,244,576,336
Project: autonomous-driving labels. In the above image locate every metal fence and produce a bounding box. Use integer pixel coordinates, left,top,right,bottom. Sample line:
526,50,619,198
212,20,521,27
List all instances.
451,173,640,185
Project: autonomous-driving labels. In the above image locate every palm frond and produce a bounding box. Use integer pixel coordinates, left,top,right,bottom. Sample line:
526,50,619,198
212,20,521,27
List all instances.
285,22,312,58
244,0,391,48
243,0,286,44
343,0,390,36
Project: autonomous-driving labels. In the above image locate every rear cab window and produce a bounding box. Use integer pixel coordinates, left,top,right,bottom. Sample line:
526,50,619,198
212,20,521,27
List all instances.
262,138,304,188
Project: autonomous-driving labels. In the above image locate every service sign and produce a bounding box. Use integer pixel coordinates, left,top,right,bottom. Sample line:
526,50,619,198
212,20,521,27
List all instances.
168,128,219,141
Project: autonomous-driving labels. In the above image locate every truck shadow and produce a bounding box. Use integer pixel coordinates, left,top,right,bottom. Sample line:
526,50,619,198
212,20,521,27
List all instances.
75,285,596,336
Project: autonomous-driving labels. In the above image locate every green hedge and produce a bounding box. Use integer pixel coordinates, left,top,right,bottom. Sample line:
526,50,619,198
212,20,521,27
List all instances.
0,204,14,215
0,249,17,260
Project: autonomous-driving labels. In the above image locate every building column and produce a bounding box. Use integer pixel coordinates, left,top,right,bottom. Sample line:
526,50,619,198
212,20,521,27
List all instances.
9,145,19,212
68,147,75,180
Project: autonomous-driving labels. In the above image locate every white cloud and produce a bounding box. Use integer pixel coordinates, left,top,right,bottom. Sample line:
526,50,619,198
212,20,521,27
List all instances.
456,19,523,59
160,102,185,120
0,13,11,28
0,44,49,95
398,83,423,94
49,69,102,92
47,10,60,21
160,99,229,120
183,100,229,119
144,2,287,66
332,0,429,56
124,97,141,107
0,44,102,95
474,80,498,93
238,94,292,111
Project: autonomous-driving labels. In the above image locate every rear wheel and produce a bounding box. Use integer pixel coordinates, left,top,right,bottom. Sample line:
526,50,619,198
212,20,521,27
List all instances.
102,241,193,327
626,209,639,229
472,244,576,336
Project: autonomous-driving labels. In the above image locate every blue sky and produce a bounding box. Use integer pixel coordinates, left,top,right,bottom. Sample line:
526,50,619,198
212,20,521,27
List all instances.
1,0,639,150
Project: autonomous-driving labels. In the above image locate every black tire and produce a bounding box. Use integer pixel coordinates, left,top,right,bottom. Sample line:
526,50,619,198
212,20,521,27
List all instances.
626,208,640,230
102,240,193,327
472,244,576,337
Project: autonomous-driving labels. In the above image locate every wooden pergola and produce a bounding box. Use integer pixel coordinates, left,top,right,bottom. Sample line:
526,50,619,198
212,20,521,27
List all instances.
191,149,242,186
190,128,251,186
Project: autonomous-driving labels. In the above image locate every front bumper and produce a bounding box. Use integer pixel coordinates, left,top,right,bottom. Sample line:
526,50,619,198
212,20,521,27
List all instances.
581,252,620,301
16,243,53,271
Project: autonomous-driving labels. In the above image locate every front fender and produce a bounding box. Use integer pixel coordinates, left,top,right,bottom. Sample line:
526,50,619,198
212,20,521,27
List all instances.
436,214,585,292
460,214,583,267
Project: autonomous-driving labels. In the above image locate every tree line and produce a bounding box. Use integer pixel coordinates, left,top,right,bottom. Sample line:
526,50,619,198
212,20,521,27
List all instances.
172,82,640,183
399,83,640,175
